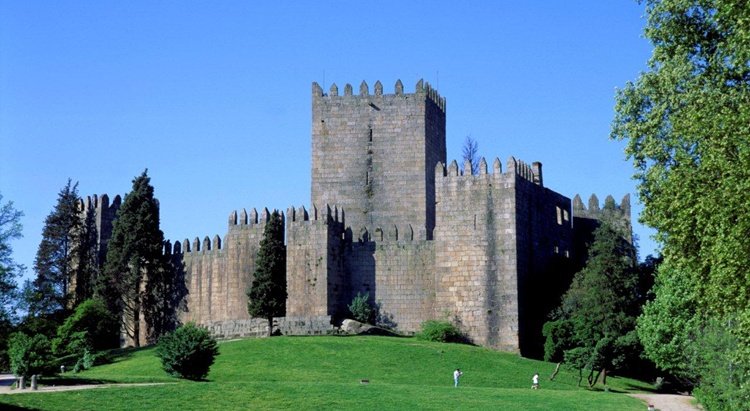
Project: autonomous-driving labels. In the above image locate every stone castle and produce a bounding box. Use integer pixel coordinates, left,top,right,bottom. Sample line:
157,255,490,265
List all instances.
77,79,630,355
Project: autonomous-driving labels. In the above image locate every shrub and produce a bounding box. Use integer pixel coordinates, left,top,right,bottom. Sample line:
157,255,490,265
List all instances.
348,292,374,324
53,298,119,356
72,347,100,373
417,320,463,343
8,332,53,378
156,323,219,380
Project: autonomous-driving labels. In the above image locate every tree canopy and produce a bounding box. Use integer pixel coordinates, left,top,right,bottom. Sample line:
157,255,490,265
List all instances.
612,0,750,407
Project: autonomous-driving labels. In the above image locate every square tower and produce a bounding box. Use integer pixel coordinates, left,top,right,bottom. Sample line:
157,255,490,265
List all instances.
311,79,446,239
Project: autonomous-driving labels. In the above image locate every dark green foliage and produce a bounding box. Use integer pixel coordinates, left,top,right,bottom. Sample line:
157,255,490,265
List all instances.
348,292,374,324
542,320,572,363
0,193,24,370
543,222,642,386
53,299,119,357
246,210,286,336
99,170,175,347
8,332,53,378
72,204,101,306
417,320,463,343
692,318,749,410
28,180,82,315
613,0,750,406
155,323,219,380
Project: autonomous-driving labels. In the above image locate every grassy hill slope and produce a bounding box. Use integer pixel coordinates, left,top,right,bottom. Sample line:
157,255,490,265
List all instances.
0,335,652,410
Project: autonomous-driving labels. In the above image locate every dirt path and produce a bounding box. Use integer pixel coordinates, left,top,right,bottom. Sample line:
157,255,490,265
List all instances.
0,374,171,395
629,393,702,411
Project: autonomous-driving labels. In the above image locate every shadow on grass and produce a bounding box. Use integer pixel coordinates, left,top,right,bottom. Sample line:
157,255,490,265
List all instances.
0,404,39,411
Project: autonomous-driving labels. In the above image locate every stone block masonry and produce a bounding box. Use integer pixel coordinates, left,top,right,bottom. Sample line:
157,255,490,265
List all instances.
178,207,275,324
311,79,446,240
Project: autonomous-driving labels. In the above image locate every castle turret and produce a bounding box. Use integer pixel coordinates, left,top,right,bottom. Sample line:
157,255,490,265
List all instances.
311,79,446,239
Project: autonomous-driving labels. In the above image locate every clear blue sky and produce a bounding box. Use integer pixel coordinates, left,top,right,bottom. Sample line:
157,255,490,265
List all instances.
1,1,657,285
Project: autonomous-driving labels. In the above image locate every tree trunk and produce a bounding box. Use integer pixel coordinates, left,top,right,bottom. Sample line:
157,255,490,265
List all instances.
133,306,140,348
590,368,602,388
586,368,595,386
601,368,608,386
550,362,562,381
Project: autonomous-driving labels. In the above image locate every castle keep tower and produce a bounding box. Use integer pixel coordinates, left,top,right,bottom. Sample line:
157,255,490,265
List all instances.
311,80,446,239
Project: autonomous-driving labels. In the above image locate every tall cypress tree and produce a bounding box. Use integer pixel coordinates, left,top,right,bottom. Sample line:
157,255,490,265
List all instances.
246,210,286,337
99,170,170,347
28,180,81,315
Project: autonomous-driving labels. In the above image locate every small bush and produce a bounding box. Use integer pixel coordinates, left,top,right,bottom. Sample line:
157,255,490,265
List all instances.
156,323,219,381
417,320,463,343
8,332,54,378
348,292,374,324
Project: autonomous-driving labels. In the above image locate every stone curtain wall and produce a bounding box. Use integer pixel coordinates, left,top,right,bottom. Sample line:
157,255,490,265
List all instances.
347,237,436,332
286,205,346,317
311,79,446,240
434,157,520,350
177,208,272,324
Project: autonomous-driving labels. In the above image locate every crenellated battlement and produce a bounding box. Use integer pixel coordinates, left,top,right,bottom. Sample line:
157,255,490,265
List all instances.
77,193,122,214
573,193,631,220
312,78,446,112
176,234,225,254
227,207,276,227
434,156,542,186
286,204,344,225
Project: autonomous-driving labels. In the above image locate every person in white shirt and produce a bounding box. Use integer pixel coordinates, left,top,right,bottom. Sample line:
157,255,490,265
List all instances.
453,368,463,387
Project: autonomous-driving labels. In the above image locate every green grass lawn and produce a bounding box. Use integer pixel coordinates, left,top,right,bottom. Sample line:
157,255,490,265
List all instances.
0,335,653,410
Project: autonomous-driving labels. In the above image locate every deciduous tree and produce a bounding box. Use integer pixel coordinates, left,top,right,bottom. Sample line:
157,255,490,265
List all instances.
0,193,23,323
0,193,24,370
612,0,750,405
462,135,480,175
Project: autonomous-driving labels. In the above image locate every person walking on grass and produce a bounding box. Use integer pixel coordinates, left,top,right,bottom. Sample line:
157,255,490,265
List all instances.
453,368,463,387
532,372,540,389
